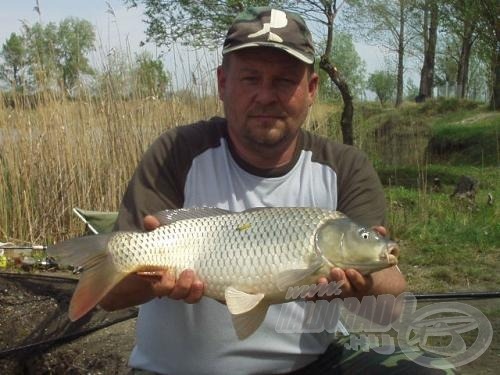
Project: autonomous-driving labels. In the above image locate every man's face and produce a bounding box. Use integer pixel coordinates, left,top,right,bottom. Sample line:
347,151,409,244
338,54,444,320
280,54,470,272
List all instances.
217,48,318,160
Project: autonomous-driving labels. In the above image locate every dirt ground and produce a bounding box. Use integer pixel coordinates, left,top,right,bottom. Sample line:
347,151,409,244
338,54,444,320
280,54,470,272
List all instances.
0,272,136,374
0,271,498,374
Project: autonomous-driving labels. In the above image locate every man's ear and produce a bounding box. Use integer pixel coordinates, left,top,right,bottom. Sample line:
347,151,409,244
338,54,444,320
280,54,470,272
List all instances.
308,72,319,104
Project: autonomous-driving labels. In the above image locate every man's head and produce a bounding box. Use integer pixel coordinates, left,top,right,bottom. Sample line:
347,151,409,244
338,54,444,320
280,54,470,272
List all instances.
218,7,318,169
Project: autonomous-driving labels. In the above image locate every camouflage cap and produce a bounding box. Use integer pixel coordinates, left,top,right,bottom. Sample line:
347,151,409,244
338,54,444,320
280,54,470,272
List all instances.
222,7,315,65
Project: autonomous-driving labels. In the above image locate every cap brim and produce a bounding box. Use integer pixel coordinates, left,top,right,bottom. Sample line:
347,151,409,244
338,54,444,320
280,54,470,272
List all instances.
223,42,314,65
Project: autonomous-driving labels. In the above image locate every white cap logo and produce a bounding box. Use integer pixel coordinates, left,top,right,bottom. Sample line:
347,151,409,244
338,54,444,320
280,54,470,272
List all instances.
248,9,287,43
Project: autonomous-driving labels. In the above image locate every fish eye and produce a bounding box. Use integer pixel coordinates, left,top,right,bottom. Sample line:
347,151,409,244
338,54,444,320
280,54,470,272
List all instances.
359,229,370,240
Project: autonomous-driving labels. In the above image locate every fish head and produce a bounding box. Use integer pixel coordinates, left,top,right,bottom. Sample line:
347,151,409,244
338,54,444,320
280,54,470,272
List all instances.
315,218,399,275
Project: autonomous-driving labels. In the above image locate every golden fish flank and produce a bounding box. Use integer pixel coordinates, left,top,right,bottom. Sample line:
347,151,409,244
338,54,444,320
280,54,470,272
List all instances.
48,207,399,339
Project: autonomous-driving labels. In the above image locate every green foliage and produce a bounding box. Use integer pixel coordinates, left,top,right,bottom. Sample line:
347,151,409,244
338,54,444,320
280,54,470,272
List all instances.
22,22,59,88
124,0,275,48
404,78,418,101
4,18,96,93
417,97,481,115
367,70,396,105
0,33,27,89
317,32,366,101
134,52,170,98
56,18,95,90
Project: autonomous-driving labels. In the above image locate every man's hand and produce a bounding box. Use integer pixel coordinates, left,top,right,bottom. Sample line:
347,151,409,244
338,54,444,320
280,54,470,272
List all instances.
136,269,204,304
317,268,374,300
137,214,204,304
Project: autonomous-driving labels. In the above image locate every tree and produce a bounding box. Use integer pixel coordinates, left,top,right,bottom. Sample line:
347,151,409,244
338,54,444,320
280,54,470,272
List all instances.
417,0,439,100
56,18,95,91
346,0,416,107
22,22,59,89
0,33,27,90
20,18,95,93
440,1,482,99
124,0,271,48
318,32,366,102
367,70,396,105
476,0,500,110
125,0,357,145
134,52,170,98
434,37,459,97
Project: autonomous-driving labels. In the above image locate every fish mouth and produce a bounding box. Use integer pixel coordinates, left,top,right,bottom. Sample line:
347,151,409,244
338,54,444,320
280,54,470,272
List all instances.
381,242,400,265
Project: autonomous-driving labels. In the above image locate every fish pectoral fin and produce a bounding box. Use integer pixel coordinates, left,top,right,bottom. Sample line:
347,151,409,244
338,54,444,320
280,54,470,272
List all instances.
231,302,270,340
276,259,324,291
225,287,265,315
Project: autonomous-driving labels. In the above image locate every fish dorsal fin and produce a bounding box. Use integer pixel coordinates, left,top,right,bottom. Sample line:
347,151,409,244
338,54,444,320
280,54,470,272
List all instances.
276,258,324,291
231,302,270,340
225,287,265,315
154,207,232,225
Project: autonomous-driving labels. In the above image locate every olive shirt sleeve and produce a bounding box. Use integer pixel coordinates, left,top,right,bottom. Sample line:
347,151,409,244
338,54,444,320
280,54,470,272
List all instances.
305,130,386,228
334,145,386,228
114,118,226,232
114,130,185,232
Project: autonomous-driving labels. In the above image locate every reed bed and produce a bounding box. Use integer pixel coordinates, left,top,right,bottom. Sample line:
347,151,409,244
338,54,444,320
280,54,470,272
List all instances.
0,91,222,244
0,89,336,244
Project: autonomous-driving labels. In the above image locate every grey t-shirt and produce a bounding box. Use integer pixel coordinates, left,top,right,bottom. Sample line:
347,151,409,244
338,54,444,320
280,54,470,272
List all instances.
116,117,386,374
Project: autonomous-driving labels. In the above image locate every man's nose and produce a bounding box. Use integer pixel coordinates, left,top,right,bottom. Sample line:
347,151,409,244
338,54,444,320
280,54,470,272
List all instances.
255,80,278,104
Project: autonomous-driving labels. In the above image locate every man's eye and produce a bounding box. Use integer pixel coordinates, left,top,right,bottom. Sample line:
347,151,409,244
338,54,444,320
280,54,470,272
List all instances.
242,76,258,83
278,78,295,85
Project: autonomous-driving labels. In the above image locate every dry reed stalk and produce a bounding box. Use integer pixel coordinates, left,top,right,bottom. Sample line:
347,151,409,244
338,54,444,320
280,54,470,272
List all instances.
0,91,223,244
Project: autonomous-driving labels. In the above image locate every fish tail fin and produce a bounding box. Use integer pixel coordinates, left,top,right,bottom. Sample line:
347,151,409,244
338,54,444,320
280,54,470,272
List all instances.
48,234,128,321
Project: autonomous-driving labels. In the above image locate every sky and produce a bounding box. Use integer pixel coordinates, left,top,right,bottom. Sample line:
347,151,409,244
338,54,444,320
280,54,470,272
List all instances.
0,0,391,90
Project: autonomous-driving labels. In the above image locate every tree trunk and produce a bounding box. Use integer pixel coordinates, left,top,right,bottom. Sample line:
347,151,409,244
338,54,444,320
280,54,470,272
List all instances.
395,1,405,107
456,21,475,98
418,0,438,99
492,50,500,110
320,55,354,145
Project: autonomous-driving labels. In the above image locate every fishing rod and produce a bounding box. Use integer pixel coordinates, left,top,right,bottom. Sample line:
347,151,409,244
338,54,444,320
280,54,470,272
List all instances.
413,291,500,301
0,245,47,250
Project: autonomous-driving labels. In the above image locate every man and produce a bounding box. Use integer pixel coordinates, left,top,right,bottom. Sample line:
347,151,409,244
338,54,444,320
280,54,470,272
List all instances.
100,7,446,375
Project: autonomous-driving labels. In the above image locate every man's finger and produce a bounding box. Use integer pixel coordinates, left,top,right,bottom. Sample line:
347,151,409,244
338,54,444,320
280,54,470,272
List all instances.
345,269,373,293
184,280,204,304
329,268,352,296
144,215,161,231
168,269,195,300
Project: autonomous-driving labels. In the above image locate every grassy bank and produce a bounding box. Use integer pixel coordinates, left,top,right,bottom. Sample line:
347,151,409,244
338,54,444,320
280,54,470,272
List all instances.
362,100,500,293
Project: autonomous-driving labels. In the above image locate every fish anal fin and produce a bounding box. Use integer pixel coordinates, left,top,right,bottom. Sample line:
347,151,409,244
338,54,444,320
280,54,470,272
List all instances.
69,254,127,321
225,287,265,315
231,302,270,340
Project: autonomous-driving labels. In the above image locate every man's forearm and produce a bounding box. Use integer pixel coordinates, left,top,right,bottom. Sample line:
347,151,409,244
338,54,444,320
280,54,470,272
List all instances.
370,266,407,297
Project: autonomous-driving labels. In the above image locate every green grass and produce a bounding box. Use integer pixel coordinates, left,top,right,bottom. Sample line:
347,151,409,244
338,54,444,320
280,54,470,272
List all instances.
367,99,500,293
